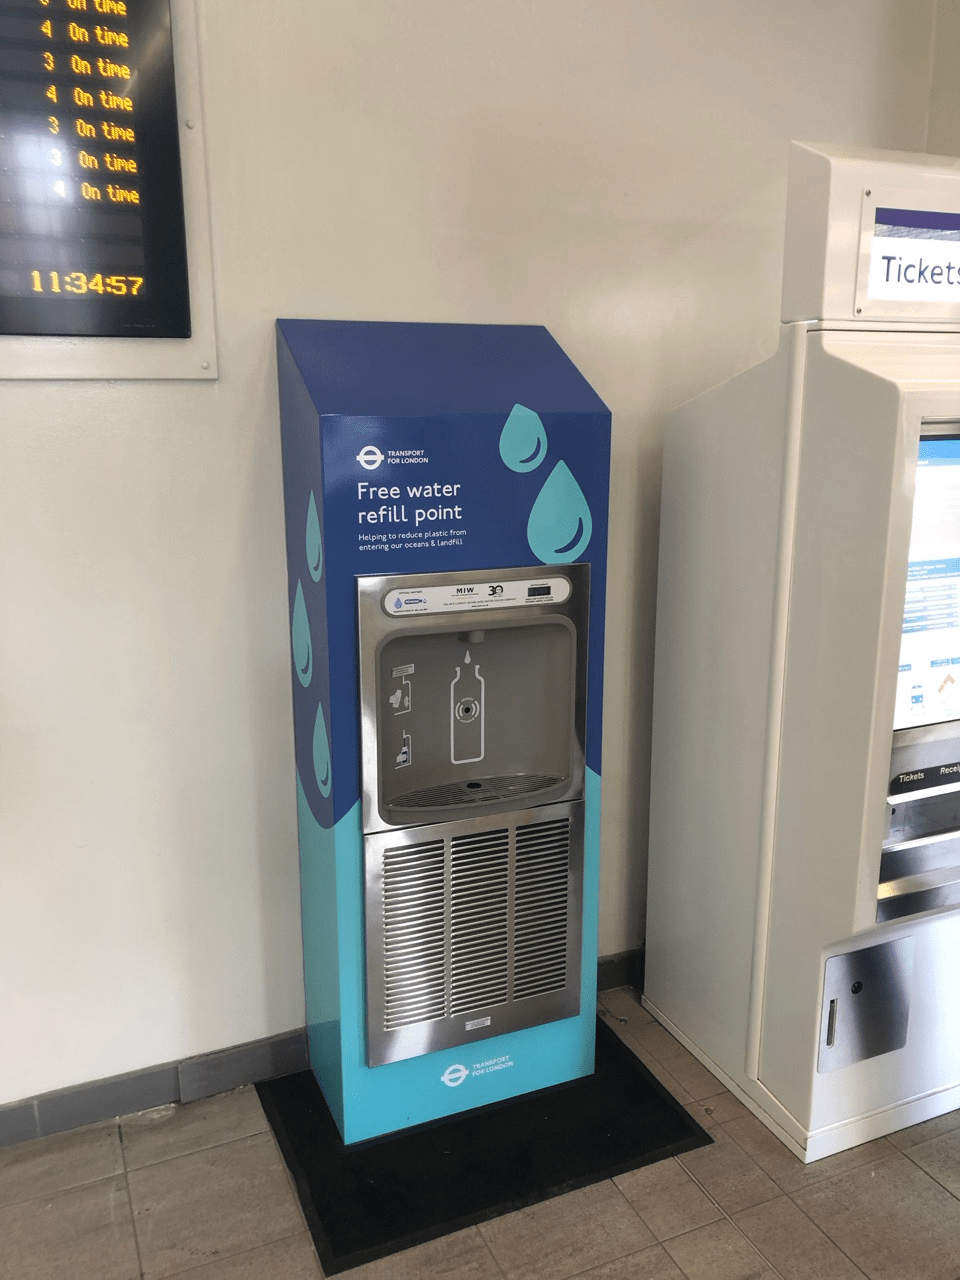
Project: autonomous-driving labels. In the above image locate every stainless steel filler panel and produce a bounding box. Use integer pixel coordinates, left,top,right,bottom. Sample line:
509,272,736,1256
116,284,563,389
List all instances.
357,564,589,833
817,938,914,1073
357,564,590,1066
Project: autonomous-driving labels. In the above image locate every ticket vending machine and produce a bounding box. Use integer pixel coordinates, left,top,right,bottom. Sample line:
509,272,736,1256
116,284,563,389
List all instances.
646,144,960,1161
276,321,609,1144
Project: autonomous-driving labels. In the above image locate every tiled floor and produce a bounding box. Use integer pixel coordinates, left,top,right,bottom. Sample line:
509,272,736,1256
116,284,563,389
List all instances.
4,988,960,1280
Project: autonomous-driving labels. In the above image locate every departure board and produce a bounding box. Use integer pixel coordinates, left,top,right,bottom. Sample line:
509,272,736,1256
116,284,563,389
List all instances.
0,0,190,338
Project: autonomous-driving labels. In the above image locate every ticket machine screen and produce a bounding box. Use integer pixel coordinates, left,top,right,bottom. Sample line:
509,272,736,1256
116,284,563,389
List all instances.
895,435,960,730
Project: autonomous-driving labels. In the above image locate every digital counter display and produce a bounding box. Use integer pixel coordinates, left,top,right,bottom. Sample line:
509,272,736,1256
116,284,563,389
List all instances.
0,0,190,338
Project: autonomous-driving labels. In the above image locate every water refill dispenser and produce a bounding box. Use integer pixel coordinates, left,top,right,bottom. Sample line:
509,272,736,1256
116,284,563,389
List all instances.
646,144,960,1162
358,564,589,1067
276,321,610,1144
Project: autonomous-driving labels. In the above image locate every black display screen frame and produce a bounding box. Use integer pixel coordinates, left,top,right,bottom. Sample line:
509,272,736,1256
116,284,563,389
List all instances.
0,0,191,339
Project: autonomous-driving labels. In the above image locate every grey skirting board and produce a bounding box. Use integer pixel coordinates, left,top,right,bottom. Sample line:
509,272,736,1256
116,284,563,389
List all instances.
0,949,643,1148
0,1029,307,1147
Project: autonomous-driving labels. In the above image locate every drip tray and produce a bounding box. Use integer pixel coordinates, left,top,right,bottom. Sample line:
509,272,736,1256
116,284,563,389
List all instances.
388,772,567,814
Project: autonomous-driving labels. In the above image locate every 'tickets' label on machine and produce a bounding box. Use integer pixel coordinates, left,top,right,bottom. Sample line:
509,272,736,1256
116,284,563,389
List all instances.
889,760,960,797
868,208,960,304
383,576,572,616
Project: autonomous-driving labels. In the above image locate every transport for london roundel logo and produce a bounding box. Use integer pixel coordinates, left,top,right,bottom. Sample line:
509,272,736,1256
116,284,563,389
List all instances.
441,1063,469,1087
356,445,384,470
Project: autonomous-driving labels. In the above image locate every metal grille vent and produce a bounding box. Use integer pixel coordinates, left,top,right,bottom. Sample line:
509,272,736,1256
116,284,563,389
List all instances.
450,828,510,1013
514,818,571,1001
365,802,583,1066
382,839,446,1031
389,773,566,812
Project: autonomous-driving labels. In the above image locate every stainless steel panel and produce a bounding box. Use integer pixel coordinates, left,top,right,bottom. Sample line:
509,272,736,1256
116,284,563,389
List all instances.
887,793,960,846
357,564,589,833
882,732,960,921
817,937,914,1073
364,800,584,1066
877,878,960,923
892,721,960,752
881,829,960,882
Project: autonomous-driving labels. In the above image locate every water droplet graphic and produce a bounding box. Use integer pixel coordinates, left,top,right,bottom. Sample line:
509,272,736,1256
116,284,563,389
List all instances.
499,404,548,473
292,580,313,687
527,460,593,563
306,491,323,582
313,700,332,798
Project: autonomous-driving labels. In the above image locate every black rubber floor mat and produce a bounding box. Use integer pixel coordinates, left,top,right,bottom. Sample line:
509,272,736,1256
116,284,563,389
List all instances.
257,1016,712,1274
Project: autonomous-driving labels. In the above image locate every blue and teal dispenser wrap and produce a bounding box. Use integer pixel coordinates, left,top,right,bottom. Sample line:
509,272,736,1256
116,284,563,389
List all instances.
276,320,610,1143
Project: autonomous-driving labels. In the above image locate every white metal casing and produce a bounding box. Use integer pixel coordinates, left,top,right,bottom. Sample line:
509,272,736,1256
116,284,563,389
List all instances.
646,143,960,1161
782,141,960,329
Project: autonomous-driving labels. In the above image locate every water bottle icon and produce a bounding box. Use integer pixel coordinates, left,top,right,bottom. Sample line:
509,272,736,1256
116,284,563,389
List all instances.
450,650,485,764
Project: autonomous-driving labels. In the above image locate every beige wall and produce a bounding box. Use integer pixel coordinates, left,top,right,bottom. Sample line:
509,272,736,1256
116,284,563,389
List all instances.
0,0,943,1104
928,0,960,156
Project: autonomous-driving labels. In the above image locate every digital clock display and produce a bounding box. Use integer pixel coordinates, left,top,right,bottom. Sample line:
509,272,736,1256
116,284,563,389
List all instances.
0,0,190,338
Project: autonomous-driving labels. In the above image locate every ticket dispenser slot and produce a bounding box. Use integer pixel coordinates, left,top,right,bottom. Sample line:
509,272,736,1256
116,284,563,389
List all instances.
881,730,960,921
